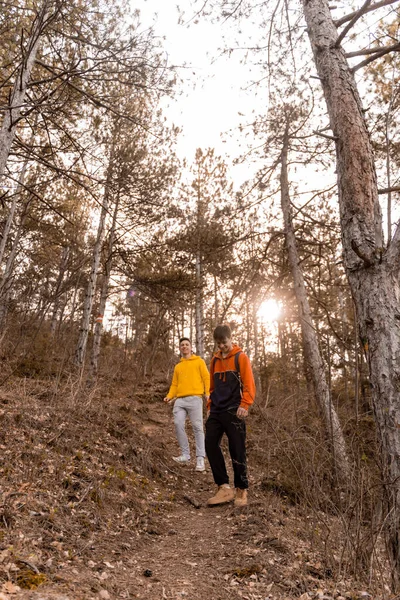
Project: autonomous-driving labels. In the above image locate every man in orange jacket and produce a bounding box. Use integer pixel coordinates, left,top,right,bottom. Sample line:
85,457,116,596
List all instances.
205,324,256,507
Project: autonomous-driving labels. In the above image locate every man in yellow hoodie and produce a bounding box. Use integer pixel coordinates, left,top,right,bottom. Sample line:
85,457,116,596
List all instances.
164,338,210,472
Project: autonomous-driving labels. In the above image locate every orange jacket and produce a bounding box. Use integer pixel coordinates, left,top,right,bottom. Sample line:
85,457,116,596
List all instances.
207,344,256,413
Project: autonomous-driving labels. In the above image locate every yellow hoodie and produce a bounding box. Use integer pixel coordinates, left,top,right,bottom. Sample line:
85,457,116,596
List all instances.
166,354,210,399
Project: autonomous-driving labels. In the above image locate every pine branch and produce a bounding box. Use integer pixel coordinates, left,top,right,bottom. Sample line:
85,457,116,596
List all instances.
35,60,162,139
5,172,75,226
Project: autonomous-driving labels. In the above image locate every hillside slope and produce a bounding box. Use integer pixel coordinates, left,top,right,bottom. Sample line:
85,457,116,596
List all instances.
0,376,390,600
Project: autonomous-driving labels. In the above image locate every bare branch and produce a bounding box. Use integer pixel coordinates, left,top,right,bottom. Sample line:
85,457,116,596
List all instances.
313,129,338,141
334,0,399,28
335,0,372,47
182,0,210,25
346,41,400,58
351,42,400,71
378,185,400,194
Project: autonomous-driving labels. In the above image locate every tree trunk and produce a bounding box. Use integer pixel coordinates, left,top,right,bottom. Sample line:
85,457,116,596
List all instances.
280,120,350,483
245,292,250,355
131,294,143,351
68,274,82,333
143,308,166,376
0,197,32,326
0,163,28,267
214,273,219,326
89,193,120,378
195,250,205,356
0,111,38,266
50,246,70,337
75,170,113,366
195,179,205,357
253,302,259,366
385,85,396,246
0,0,53,182
74,121,119,366
302,0,400,587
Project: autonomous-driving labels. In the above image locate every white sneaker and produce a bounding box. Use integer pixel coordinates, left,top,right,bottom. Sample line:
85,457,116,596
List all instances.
172,455,190,464
195,457,205,472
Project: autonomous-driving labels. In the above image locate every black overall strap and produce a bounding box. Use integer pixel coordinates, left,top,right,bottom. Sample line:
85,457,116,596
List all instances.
234,351,243,395
234,351,241,375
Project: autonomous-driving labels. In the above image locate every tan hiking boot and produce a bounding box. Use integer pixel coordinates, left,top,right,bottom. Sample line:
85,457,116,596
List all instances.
207,485,235,506
234,488,248,507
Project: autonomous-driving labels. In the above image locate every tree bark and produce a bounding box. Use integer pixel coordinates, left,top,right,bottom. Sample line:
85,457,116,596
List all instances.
302,0,400,587
280,121,350,484
0,0,53,182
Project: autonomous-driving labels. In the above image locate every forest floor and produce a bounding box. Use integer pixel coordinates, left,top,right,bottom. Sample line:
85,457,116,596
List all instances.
0,374,393,600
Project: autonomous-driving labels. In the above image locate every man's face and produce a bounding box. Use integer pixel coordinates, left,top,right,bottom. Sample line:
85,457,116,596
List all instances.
216,337,233,356
180,340,192,357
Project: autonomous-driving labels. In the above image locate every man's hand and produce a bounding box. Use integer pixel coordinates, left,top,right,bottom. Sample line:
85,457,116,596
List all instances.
236,406,248,419
163,396,173,404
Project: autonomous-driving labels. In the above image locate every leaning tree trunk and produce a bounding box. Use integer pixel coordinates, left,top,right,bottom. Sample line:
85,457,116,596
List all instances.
0,0,53,182
280,121,350,484
302,0,400,587
0,113,38,266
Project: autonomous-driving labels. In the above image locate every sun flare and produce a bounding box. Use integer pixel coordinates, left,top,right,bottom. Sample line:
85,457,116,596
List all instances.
257,299,281,323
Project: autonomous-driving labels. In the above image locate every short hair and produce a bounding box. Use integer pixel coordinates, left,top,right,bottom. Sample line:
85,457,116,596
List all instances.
213,325,232,342
179,337,191,344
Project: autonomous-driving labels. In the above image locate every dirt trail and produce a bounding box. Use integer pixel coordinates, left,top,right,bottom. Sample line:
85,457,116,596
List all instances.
131,401,280,600
132,494,274,600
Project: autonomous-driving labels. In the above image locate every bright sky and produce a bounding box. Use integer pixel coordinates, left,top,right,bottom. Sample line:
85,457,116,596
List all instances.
137,0,256,180
136,1,399,237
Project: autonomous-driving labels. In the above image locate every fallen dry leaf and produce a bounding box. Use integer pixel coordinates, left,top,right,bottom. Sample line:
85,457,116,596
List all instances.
2,581,20,594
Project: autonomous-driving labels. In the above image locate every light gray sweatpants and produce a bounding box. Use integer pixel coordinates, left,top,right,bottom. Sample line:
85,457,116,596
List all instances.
172,395,205,459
